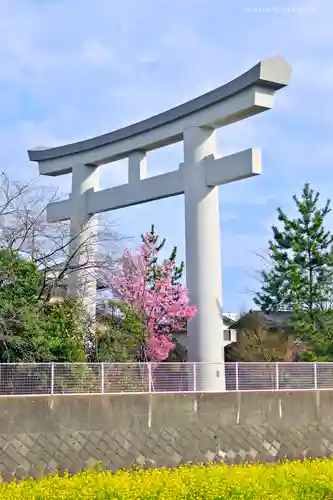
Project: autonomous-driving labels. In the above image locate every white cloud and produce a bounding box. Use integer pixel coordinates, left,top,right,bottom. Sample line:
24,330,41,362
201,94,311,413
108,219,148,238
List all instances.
82,39,118,69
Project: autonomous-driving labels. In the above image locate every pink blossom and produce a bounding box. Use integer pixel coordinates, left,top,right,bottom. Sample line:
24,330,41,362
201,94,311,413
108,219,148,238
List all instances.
107,242,196,361
146,335,174,361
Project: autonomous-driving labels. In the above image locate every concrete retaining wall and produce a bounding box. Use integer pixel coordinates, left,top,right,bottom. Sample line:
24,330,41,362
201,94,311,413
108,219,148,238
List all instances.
0,391,332,480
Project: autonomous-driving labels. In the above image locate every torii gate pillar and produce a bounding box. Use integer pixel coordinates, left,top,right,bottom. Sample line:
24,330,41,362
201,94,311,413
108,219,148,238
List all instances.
183,127,224,389
69,163,99,358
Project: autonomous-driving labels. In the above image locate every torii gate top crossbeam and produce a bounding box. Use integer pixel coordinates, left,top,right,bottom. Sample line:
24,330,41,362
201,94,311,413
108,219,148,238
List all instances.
28,55,291,176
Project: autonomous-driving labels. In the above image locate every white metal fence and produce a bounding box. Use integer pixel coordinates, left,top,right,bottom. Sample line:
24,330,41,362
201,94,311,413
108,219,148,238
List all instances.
1,362,333,396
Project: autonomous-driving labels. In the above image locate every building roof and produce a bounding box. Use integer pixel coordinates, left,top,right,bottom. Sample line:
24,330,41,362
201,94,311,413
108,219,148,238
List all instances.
230,310,293,330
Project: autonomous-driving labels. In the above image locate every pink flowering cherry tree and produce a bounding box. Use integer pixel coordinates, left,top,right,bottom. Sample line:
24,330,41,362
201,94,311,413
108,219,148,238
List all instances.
107,240,196,362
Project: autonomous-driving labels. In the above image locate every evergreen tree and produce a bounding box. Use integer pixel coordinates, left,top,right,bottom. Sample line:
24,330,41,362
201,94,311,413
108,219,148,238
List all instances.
254,183,333,359
0,248,85,363
141,224,184,287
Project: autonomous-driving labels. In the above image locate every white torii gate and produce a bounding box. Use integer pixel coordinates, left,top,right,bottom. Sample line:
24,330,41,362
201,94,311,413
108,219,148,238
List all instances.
28,55,291,392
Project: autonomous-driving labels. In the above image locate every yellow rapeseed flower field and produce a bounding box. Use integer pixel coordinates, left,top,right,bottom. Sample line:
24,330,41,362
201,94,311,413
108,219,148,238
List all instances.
1,459,333,499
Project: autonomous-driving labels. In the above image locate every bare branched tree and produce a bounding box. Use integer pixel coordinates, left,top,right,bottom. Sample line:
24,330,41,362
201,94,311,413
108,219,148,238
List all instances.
0,171,127,302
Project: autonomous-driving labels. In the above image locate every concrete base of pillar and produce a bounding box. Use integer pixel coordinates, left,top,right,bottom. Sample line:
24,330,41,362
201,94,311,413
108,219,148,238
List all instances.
195,363,226,392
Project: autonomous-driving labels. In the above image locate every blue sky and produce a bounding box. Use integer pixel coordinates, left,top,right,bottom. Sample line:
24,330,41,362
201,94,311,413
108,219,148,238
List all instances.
0,0,332,313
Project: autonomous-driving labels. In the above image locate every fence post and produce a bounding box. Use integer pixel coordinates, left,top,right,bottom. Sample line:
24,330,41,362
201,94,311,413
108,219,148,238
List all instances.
101,362,105,394
314,362,318,390
235,362,239,392
193,363,197,392
148,363,152,393
275,362,279,390
51,363,55,395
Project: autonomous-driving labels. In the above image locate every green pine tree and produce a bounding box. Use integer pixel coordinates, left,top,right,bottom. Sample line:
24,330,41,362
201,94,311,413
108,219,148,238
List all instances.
254,183,333,360
141,224,184,287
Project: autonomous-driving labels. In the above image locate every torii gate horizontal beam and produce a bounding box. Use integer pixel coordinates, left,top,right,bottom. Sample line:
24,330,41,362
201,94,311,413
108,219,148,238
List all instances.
47,148,261,222
28,55,291,176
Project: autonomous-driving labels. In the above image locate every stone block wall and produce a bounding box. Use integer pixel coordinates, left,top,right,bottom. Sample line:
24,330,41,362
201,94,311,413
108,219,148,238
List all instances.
0,391,332,480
